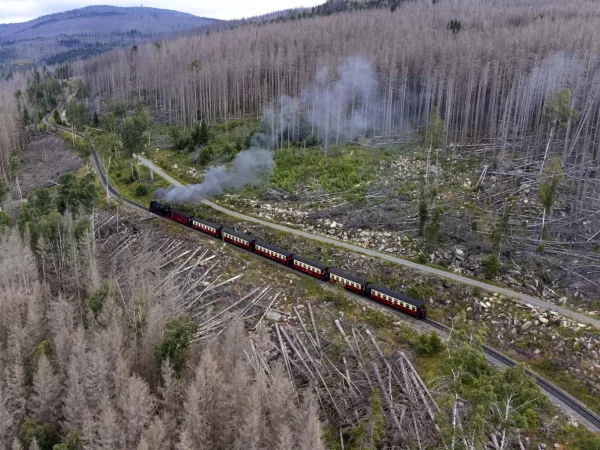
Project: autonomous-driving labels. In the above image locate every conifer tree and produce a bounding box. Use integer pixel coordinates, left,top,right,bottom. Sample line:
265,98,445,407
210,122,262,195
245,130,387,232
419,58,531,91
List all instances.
30,355,60,425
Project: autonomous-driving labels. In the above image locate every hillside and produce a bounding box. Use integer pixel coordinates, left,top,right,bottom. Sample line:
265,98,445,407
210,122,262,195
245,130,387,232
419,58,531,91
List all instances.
0,5,220,70
3,0,600,447
69,0,600,300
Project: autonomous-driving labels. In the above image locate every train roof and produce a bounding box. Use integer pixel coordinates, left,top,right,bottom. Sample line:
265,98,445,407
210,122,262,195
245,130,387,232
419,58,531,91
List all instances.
171,209,193,219
329,268,368,285
369,284,425,308
222,228,255,242
191,217,223,230
255,241,293,257
292,255,328,270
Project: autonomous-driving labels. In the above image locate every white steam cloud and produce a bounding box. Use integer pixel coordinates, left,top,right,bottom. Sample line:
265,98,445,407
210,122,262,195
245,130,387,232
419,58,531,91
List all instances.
156,56,386,204
156,148,274,203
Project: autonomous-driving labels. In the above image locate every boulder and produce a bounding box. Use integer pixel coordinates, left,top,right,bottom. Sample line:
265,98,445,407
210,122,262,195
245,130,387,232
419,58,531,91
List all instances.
266,311,283,321
521,321,533,331
454,248,465,260
539,317,549,325
558,297,568,305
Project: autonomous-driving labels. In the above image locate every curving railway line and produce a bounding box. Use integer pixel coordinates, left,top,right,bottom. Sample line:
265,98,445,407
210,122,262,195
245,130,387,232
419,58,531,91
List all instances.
44,114,600,432
425,319,600,431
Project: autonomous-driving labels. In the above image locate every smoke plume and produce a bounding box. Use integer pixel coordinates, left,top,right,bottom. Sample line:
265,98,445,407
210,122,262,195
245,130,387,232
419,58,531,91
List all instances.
156,56,386,204
155,148,274,203
263,56,382,149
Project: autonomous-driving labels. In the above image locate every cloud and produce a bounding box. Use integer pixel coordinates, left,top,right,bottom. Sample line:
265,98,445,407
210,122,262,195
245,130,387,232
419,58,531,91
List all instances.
0,0,317,23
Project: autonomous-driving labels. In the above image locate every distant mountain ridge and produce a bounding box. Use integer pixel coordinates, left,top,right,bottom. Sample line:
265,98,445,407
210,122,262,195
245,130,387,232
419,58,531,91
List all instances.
0,5,220,73
0,5,218,41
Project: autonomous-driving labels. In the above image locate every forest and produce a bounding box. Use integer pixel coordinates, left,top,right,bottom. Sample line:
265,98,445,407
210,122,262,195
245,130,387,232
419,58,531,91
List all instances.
2,0,600,448
74,0,600,216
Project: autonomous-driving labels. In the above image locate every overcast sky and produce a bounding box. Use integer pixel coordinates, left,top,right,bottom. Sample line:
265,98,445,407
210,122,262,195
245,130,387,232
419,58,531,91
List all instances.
0,0,318,24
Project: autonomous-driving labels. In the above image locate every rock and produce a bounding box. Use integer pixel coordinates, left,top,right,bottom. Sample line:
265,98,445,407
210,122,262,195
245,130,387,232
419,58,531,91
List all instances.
558,297,568,305
454,248,465,260
577,323,587,328
296,304,305,310
506,276,518,285
539,317,549,325
266,311,283,321
521,321,533,331
330,221,337,228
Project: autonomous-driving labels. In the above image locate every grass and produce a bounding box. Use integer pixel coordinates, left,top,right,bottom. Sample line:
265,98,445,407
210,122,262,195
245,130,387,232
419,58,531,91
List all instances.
532,358,600,416
152,122,395,203
266,145,392,200
151,117,259,184
92,135,171,205
151,149,200,184
57,130,90,160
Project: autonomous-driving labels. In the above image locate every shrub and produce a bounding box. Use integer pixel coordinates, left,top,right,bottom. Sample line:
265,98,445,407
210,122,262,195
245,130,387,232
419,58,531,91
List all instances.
406,284,435,301
0,180,7,203
21,419,60,450
0,211,11,231
73,217,91,240
134,183,149,197
417,332,445,356
366,310,391,328
482,254,502,280
27,340,53,381
52,432,81,450
155,315,199,376
86,282,111,319
323,291,351,311
199,145,214,165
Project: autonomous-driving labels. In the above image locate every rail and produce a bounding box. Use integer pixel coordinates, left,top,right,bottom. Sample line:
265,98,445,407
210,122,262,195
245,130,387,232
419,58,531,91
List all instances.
44,112,600,432
425,319,600,430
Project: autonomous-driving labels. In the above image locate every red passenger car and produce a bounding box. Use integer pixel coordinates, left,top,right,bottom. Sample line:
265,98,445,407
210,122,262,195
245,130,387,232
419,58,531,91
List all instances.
328,268,368,294
292,255,329,281
222,228,255,250
255,241,293,265
191,217,223,237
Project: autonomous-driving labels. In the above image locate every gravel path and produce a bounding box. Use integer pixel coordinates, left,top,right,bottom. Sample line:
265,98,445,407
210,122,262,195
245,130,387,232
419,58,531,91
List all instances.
135,154,600,329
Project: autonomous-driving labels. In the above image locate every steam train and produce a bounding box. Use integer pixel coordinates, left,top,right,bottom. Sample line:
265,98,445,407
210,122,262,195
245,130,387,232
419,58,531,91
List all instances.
150,201,427,319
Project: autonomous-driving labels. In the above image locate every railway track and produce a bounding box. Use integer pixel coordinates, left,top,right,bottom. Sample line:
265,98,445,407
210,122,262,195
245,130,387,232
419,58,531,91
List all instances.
44,114,600,432
134,153,600,329
425,319,600,431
